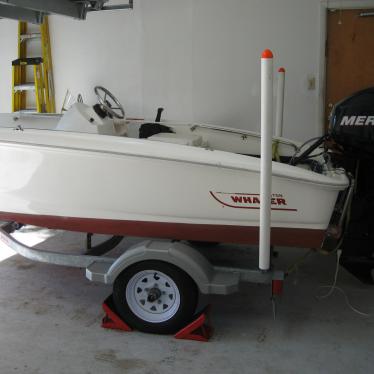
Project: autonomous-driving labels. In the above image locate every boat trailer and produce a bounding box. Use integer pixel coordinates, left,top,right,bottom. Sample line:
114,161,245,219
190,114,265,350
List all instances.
0,223,283,293
0,222,284,340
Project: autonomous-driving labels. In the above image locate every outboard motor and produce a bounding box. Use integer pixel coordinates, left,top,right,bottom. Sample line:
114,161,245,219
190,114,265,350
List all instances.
330,87,374,283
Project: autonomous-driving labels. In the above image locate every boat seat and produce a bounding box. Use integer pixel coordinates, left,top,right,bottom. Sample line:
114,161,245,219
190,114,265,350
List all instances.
148,133,203,147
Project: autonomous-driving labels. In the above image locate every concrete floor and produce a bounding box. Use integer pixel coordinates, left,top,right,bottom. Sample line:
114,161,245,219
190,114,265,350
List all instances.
0,227,373,374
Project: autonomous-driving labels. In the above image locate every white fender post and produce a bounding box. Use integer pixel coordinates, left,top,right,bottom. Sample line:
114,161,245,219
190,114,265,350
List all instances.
275,67,285,138
259,49,274,271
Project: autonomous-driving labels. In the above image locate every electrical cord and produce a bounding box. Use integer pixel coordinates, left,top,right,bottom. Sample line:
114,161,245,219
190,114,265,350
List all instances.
302,151,326,160
289,136,324,165
298,136,324,152
316,249,372,317
286,175,371,317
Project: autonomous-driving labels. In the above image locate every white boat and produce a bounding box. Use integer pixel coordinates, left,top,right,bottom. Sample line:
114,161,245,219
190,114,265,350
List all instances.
0,87,349,248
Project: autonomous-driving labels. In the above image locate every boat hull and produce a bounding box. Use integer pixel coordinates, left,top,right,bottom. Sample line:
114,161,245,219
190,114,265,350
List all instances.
0,129,348,247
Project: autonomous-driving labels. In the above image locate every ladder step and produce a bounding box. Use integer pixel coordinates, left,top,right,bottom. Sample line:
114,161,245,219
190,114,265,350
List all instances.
12,57,43,66
20,33,41,42
14,83,36,92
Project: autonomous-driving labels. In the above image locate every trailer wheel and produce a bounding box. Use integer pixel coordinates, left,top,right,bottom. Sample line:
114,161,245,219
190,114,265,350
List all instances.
113,261,198,334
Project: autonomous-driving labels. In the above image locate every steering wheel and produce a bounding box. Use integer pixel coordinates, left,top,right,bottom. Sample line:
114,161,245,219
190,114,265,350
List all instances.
94,86,125,119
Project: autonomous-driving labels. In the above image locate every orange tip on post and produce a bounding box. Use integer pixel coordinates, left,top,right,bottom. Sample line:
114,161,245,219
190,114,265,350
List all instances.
278,67,285,73
261,49,273,59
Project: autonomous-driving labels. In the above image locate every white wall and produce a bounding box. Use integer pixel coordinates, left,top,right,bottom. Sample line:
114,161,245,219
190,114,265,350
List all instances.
49,5,143,117
0,0,324,141
141,0,321,140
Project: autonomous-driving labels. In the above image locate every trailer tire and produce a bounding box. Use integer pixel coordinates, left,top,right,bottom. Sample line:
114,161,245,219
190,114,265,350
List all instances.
113,261,198,334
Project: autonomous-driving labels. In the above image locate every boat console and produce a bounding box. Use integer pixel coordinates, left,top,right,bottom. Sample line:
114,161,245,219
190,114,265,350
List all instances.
56,102,128,136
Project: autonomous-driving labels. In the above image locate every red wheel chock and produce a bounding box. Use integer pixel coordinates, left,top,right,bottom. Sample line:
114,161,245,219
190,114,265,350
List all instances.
101,295,213,342
174,306,213,342
101,296,132,332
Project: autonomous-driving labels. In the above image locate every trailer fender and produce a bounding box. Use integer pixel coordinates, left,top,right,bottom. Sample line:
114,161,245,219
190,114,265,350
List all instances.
104,240,217,294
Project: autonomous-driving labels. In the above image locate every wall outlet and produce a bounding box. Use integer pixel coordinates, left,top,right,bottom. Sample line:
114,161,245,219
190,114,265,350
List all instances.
307,75,316,90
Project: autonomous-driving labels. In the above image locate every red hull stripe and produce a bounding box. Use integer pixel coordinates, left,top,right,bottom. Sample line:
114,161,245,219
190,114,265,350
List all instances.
215,192,261,196
0,211,325,248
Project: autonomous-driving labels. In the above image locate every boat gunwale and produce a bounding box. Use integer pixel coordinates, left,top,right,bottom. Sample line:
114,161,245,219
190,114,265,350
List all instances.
0,128,348,190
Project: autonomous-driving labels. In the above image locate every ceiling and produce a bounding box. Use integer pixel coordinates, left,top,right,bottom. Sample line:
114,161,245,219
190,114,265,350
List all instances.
0,0,133,23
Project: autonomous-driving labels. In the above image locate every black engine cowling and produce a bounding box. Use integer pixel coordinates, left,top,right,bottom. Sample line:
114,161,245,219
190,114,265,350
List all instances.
330,87,374,156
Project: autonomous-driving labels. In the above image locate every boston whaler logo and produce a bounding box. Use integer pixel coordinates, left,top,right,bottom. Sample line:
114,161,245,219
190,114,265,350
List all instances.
340,116,374,126
210,192,297,211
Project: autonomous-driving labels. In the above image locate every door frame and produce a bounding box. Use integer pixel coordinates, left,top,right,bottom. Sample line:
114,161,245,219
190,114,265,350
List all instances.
317,0,374,133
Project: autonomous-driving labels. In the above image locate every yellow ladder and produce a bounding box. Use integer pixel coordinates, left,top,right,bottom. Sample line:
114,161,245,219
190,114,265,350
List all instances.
12,57,45,113
11,16,55,113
